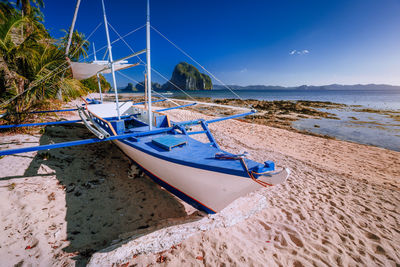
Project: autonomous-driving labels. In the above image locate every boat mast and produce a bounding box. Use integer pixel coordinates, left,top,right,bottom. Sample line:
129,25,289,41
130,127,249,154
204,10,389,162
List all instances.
59,0,81,100
93,42,103,103
65,0,81,56
101,0,121,120
146,0,153,130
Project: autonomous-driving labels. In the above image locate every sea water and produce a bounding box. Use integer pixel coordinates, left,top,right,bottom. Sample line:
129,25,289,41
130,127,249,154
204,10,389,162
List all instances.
167,89,400,110
154,89,400,151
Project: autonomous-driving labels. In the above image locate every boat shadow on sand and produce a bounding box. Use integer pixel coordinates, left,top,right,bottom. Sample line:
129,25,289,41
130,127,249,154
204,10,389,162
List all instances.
23,123,197,265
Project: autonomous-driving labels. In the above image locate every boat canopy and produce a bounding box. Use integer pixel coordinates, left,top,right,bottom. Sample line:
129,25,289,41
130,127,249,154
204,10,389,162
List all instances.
69,60,136,80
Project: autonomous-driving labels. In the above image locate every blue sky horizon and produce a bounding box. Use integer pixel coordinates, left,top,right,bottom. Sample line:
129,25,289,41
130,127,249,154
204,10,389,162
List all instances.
41,0,400,87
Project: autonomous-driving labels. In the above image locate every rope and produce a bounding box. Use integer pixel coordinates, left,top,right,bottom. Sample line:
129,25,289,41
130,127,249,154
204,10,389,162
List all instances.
90,24,146,61
0,22,103,108
107,22,198,104
239,157,272,187
151,25,252,108
108,22,146,65
214,152,272,187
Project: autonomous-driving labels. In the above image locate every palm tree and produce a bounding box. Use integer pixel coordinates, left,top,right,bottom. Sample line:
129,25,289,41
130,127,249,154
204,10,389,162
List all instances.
0,11,83,123
60,29,89,61
16,0,44,17
0,2,94,125
0,1,15,21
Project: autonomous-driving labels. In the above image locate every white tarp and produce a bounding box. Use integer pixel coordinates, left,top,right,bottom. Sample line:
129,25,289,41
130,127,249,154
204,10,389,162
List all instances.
69,60,135,80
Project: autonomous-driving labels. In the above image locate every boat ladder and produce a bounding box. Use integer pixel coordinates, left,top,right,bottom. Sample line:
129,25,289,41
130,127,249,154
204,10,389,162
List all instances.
77,106,110,139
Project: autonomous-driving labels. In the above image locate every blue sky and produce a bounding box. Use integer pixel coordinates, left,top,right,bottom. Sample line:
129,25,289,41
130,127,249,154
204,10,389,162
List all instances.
42,0,400,87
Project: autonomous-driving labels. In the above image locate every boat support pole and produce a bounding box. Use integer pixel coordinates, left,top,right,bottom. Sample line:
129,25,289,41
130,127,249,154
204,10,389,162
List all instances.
206,110,256,124
93,42,103,103
156,103,197,112
101,0,120,120
146,0,153,130
0,115,138,129
0,128,173,156
175,110,257,127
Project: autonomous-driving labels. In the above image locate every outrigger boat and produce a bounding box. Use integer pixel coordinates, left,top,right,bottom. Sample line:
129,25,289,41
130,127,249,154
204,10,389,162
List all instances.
0,0,289,213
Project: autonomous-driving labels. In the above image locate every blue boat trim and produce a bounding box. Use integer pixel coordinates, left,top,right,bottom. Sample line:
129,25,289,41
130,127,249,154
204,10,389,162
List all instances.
200,120,220,149
118,138,252,178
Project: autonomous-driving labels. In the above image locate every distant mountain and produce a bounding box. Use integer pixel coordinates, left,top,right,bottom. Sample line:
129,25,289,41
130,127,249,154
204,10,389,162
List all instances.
135,81,162,91
162,62,212,90
212,84,400,91
212,85,286,90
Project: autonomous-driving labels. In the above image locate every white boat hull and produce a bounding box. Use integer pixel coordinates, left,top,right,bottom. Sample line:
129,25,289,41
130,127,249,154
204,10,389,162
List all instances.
115,140,288,213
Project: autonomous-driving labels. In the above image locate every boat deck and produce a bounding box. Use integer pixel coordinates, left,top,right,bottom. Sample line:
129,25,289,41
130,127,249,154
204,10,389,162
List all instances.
119,130,260,177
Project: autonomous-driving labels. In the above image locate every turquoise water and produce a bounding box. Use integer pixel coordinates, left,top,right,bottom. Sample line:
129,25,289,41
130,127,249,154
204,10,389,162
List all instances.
292,108,400,151
157,89,400,151
164,89,400,110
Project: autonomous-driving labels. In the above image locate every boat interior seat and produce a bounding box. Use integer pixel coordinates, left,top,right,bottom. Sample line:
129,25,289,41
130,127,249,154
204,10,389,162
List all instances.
152,135,187,151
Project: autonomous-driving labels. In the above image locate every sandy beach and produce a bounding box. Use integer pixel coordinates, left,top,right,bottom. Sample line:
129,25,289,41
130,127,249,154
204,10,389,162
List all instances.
0,103,399,266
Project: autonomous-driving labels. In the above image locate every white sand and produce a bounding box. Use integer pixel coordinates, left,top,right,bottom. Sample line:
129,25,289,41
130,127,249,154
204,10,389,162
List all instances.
0,106,399,266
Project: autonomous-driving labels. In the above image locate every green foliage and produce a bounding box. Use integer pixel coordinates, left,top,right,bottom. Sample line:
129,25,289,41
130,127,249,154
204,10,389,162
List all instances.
59,28,89,61
0,1,91,125
81,74,111,93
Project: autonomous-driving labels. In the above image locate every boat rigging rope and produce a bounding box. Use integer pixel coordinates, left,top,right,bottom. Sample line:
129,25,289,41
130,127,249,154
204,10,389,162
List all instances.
0,22,103,108
108,21,250,122
107,22,199,103
116,71,181,106
150,68,198,101
214,152,272,187
151,25,253,109
108,22,145,65
91,24,146,61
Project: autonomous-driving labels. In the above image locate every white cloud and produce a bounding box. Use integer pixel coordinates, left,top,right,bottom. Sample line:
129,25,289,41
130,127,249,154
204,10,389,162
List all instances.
289,49,310,55
240,68,248,73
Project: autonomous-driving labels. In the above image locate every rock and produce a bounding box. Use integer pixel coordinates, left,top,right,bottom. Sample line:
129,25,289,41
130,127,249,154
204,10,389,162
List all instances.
162,62,212,90
135,81,162,91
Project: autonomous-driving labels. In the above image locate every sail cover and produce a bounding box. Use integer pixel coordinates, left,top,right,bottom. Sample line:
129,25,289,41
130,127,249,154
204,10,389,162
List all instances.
69,60,135,80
